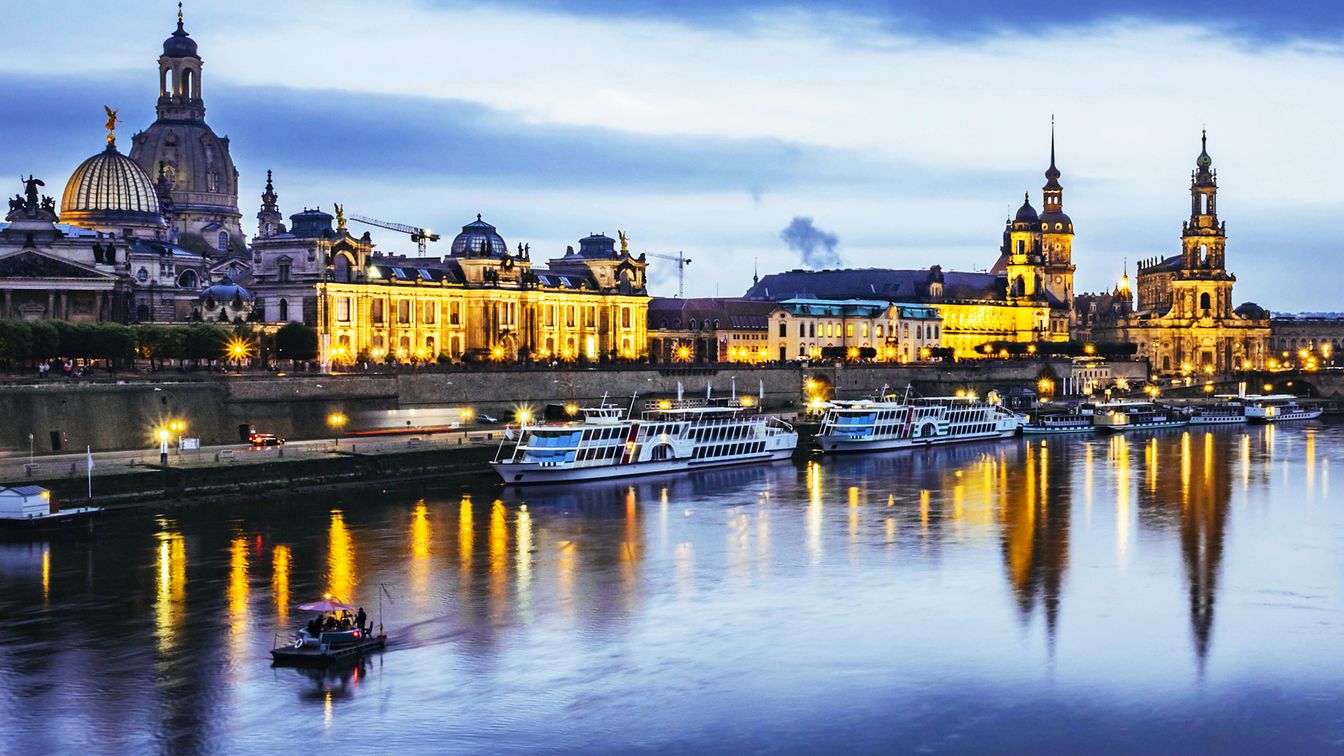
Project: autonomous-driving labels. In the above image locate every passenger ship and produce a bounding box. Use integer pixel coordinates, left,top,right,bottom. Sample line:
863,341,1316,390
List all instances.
814,392,1020,453
1022,407,1096,435
1092,401,1188,432
491,405,798,485
1184,399,1248,426
1243,394,1323,424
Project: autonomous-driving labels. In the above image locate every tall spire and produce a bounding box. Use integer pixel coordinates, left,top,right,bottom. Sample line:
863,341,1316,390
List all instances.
1044,115,1062,189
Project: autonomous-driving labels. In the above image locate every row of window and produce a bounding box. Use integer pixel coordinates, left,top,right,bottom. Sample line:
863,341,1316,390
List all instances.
335,297,636,331
780,321,941,340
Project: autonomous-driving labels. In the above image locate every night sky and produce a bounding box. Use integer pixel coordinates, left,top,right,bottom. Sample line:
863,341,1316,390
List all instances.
3,1,1340,309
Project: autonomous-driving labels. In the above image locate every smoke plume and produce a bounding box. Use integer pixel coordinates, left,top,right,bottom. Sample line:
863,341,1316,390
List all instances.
779,216,841,269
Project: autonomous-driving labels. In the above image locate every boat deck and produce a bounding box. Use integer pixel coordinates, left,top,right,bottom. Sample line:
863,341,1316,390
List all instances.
270,635,387,666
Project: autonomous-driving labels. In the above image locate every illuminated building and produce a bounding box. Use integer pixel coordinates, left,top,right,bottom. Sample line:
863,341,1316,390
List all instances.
766,298,940,362
646,298,775,363
746,133,1071,357
1083,132,1270,374
316,218,648,364
1269,315,1344,366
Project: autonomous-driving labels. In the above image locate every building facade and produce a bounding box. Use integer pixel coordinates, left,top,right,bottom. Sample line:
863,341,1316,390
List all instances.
316,219,649,364
1087,133,1270,375
646,298,776,363
767,298,941,362
1269,315,1344,367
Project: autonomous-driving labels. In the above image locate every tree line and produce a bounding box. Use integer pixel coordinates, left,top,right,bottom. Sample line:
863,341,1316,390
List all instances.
0,319,317,371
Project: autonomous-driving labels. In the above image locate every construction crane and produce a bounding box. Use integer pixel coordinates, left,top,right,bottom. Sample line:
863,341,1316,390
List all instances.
646,251,692,298
350,214,441,256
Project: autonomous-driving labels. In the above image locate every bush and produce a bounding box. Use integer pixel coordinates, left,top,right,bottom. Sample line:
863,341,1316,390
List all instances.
0,319,33,366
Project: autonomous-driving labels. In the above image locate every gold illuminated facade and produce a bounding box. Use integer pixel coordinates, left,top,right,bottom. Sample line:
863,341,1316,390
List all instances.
1086,133,1270,375
316,217,648,364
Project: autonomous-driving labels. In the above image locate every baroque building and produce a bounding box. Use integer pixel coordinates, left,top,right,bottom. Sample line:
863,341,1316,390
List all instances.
128,7,247,257
1082,133,1270,374
746,134,1071,357
314,217,650,364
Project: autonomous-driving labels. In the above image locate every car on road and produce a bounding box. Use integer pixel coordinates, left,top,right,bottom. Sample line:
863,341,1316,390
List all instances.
249,433,285,447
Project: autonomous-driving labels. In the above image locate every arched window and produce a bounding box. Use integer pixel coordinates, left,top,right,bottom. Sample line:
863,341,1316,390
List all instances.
278,298,289,321
177,270,198,289
217,231,230,251
334,254,351,283
1200,293,1211,311
183,68,195,99
136,304,150,322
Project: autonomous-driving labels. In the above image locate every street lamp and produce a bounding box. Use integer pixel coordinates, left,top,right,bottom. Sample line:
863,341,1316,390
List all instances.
158,428,170,466
328,412,347,447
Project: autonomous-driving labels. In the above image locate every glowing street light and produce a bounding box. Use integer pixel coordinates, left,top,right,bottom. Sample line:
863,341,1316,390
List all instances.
328,412,347,448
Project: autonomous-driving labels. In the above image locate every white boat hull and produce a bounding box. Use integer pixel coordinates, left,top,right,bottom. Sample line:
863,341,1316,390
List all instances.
493,447,795,486
815,427,1016,453
1022,425,1096,434
1095,420,1189,433
1246,410,1323,424
1187,415,1247,425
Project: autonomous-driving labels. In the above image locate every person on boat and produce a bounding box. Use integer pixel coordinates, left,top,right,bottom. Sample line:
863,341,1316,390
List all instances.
323,615,338,631
307,617,320,636
356,607,368,634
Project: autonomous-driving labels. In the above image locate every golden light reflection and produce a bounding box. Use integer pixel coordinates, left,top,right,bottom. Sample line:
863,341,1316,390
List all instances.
1306,429,1316,503
1240,434,1250,491
1084,442,1094,523
1180,432,1192,508
517,505,533,617
557,540,577,616
324,690,333,728
459,496,474,593
1146,437,1159,494
848,486,860,543
1115,435,1131,562
154,530,186,654
327,510,355,602
919,489,930,538
489,501,508,619
806,461,823,565
410,501,431,601
272,545,291,625
41,546,50,603
228,537,249,654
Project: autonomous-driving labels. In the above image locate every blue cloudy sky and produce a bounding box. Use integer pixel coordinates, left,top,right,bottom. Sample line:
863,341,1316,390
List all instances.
4,1,1342,308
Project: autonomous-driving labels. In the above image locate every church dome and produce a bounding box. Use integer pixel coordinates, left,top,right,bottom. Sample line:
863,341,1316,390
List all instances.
201,276,255,304
61,144,165,231
163,19,198,58
449,214,508,258
1014,194,1038,223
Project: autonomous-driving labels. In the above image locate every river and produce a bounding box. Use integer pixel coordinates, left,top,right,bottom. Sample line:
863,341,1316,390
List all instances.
2,424,1342,754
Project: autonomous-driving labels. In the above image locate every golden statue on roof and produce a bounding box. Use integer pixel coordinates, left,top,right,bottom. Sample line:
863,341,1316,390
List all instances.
103,106,119,146
334,203,347,232
618,230,629,252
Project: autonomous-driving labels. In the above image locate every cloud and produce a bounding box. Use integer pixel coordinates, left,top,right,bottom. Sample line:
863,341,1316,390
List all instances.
780,217,841,269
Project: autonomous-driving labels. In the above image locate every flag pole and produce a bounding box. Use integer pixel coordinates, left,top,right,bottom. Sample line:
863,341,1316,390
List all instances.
86,446,93,501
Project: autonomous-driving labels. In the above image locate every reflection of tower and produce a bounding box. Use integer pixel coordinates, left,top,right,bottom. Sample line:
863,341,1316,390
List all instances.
998,441,1072,645
1135,431,1231,669
1181,432,1229,670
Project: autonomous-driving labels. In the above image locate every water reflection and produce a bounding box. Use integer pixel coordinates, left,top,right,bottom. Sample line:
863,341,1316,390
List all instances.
3,426,1343,752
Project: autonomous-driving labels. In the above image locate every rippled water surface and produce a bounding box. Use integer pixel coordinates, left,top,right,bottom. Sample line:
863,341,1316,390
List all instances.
3,424,1344,754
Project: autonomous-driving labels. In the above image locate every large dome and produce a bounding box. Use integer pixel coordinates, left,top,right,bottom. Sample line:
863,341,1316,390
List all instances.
61,144,165,231
449,214,508,258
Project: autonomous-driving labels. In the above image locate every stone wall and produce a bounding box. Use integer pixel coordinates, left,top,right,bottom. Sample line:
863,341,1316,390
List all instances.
0,360,1147,453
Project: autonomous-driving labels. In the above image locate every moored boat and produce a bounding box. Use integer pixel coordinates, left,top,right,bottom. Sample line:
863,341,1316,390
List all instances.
1092,401,1188,432
1022,407,1096,434
815,391,1019,453
491,404,798,486
1184,399,1248,426
0,486,100,537
1243,394,1323,424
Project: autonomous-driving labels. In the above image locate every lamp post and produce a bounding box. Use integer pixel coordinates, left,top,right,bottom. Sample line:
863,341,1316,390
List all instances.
328,412,347,449
158,428,169,466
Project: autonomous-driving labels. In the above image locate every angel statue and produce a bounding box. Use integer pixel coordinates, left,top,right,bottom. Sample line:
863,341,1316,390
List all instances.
618,230,629,252
104,106,119,146
333,203,346,231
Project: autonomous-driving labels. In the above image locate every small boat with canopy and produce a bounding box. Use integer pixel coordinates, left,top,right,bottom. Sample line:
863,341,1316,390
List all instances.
270,594,387,666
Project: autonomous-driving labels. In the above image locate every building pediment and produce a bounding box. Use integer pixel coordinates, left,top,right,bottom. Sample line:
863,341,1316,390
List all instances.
0,249,117,280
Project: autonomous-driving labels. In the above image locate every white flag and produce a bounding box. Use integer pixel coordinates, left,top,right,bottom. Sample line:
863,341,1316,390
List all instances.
760,379,765,402
707,383,712,400
676,381,684,402
86,446,94,472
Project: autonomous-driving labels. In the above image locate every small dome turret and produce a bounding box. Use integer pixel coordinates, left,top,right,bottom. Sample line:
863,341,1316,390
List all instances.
449,214,508,258
1014,193,1038,223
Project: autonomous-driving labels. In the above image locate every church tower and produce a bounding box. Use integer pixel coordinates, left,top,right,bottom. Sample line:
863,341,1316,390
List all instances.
1037,123,1075,309
1005,193,1045,301
257,170,283,239
1171,130,1235,321
129,3,246,257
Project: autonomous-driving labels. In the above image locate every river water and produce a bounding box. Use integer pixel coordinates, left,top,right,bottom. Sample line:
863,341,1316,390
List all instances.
2,424,1343,754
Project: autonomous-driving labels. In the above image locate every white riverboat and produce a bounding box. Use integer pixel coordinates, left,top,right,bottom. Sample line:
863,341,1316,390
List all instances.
1242,394,1322,424
1022,406,1097,435
1092,401,1188,432
1184,399,1248,426
491,405,798,485
814,393,1019,453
